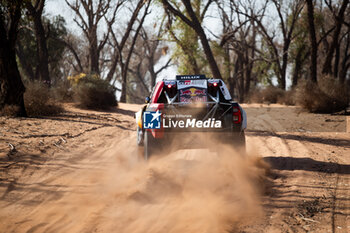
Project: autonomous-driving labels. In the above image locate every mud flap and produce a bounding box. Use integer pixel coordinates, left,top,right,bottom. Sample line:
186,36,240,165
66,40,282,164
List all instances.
137,126,144,146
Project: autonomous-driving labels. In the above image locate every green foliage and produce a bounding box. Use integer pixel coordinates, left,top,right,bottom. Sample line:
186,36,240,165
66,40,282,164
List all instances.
17,14,67,82
165,0,208,75
46,15,67,81
17,14,38,70
73,74,117,110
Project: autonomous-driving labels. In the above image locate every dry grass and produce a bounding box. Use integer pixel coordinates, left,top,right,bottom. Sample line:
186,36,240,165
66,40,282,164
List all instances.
277,90,296,106
0,105,21,117
24,82,64,116
295,77,349,113
248,86,294,105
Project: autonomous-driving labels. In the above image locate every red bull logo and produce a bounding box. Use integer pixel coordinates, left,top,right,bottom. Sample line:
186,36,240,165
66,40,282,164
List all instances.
180,89,192,95
180,88,206,96
194,89,205,95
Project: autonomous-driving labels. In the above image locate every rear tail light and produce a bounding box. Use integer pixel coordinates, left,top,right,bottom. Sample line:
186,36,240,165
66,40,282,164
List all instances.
233,106,242,124
167,84,172,89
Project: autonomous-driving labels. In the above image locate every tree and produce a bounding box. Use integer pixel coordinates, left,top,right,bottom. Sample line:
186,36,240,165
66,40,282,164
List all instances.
0,0,27,116
17,15,67,84
107,0,151,102
164,1,205,75
216,0,260,101
237,0,304,90
128,23,172,101
306,0,317,83
25,0,50,84
65,0,125,75
322,0,350,76
338,27,350,83
162,0,223,79
58,32,87,75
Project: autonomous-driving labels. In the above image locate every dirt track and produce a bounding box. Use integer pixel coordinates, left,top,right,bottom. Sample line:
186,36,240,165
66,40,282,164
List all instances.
0,103,349,233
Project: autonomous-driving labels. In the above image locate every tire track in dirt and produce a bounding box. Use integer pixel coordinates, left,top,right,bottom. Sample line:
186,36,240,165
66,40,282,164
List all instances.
242,106,350,233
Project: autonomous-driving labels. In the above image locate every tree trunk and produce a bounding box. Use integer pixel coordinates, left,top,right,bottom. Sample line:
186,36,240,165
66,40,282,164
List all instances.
334,41,340,78
280,40,290,90
106,55,118,83
33,14,50,84
26,1,50,85
244,50,252,96
0,1,27,116
184,1,221,79
234,55,244,102
339,33,350,83
119,1,150,103
0,44,27,116
120,66,127,103
196,27,222,79
89,28,99,74
292,47,304,87
306,0,318,83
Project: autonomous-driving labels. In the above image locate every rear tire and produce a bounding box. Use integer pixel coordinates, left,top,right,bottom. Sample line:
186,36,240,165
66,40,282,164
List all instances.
144,130,152,160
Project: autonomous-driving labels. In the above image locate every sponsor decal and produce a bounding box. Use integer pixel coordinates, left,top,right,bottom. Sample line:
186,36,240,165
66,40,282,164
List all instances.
144,110,221,129
143,110,161,129
180,88,206,96
179,87,207,103
179,96,207,103
180,89,192,95
163,118,222,128
176,75,206,80
177,79,207,89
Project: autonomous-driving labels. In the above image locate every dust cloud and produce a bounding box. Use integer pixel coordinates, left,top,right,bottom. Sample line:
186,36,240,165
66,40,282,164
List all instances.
30,134,269,233
86,133,269,233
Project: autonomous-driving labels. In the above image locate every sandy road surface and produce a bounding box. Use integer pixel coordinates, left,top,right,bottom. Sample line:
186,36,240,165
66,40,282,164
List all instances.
0,103,349,233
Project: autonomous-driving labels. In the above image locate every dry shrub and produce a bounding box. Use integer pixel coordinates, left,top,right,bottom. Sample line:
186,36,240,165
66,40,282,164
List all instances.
24,82,64,116
73,75,117,110
249,86,288,104
295,77,349,113
248,88,264,103
0,105,20,117
262,86,285,103
277,90,296,106
52,82,73,102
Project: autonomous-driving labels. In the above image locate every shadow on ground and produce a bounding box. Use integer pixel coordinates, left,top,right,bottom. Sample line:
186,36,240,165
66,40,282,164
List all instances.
248,130,350,148
264,156,350,174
